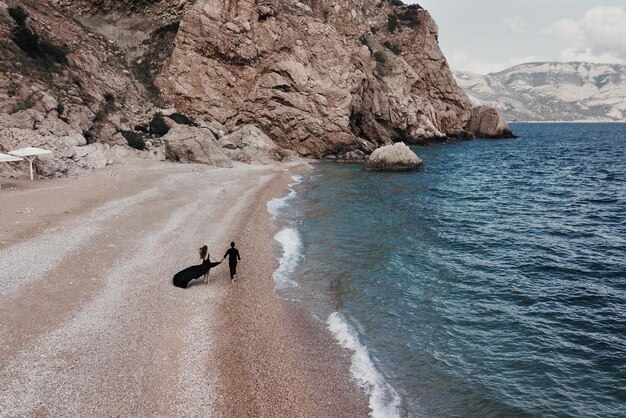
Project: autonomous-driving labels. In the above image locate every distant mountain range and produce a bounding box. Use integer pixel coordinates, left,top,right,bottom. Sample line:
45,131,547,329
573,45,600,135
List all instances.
454,62,626,122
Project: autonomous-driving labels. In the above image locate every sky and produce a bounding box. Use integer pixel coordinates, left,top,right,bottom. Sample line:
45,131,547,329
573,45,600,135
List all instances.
409,0,626,74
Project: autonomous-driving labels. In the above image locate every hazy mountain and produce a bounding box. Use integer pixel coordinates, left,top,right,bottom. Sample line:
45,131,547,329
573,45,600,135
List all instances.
454,62,626,122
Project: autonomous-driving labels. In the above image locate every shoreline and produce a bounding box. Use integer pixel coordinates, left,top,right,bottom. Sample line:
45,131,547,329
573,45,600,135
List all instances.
0,159,369,416
211,163,370,417
268,169,404,418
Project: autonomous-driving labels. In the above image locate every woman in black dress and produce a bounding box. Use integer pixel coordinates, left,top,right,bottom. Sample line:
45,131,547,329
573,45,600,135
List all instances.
172,246,221,288
199,245,209,283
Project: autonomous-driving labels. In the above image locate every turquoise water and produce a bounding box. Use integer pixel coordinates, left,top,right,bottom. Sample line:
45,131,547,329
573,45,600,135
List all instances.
271,123,626,417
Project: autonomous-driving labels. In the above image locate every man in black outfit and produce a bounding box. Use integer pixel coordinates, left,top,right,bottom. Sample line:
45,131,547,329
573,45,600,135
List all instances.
224,241,241,283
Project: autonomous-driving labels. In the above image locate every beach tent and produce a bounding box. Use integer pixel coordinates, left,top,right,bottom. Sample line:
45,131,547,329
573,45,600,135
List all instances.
8,147,53,181
0,153,23,190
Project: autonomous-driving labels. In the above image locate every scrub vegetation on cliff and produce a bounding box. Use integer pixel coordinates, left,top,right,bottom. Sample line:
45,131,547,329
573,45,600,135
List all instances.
8,6,68,69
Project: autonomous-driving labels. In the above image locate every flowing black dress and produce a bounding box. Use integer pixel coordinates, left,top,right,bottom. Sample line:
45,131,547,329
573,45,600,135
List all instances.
172,259,221,288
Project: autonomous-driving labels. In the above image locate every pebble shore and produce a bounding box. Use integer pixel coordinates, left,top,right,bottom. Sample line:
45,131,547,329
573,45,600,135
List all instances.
0,159,368,417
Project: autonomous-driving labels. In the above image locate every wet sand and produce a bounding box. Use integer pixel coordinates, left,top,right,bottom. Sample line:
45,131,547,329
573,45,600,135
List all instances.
0,159,368,417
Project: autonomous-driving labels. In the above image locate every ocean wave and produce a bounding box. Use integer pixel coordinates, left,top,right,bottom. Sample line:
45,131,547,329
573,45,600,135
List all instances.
267,175,302,218
272,228,302,290
327,312,402,418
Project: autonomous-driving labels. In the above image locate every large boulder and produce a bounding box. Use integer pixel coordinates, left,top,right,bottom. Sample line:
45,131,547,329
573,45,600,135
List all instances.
363,142,423,172
0,126,116,177
163,125,233,167
467,106,515,138
218,125,296,165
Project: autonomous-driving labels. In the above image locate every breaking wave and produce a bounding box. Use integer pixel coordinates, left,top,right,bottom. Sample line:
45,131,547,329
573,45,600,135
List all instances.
327,312,402,418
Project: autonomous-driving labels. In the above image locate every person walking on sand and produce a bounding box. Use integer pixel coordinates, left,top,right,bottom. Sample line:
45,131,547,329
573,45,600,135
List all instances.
199,245,210,283
224,242,241,283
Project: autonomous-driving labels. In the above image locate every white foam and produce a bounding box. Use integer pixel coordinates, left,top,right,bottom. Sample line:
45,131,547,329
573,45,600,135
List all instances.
327,312,402,418
272,228,302,290
266,175,302,218
267,189,296,218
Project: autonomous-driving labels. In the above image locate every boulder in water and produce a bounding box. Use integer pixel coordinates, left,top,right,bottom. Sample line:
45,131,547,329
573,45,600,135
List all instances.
467,106,515,138
363,142,423,172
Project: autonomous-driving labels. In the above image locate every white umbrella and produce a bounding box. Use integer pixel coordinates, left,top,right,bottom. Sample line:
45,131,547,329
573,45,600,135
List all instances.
0,153,23,190
8,147,53,181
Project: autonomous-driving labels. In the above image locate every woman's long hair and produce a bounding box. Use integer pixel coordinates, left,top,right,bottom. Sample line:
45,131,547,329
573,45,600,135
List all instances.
199,245,208,261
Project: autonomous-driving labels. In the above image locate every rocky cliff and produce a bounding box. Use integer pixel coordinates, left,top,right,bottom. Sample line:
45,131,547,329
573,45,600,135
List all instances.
455,62,626,122
0,0,511,177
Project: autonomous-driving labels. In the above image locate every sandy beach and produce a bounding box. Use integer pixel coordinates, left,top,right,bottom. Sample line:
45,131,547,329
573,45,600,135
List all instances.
0,160,368,417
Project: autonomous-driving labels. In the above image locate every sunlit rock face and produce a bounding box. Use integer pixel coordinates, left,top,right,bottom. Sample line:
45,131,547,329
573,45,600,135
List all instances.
1,0,511,176
157,0,512,157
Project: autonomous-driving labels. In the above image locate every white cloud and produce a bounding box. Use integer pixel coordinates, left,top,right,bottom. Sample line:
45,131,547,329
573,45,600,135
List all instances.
504,15,528,35
545,6,626,64
448,51,543,75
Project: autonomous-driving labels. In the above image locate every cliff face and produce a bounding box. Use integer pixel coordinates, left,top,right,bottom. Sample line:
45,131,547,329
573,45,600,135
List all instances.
0,0,511,176
0,0,160,176
158,0,511,157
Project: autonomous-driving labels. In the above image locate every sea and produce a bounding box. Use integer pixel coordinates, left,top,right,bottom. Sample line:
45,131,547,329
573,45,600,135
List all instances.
267,123,626,417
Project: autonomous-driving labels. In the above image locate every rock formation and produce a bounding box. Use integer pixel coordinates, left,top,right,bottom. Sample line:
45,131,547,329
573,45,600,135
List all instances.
0,0,512,178
158,0,513,158
219,125,296,165
163,125,233,167
0,0,158,176
466,106,515,138
363,142,423,171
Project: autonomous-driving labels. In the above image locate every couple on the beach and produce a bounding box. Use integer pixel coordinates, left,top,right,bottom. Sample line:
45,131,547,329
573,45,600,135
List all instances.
172,242,241,288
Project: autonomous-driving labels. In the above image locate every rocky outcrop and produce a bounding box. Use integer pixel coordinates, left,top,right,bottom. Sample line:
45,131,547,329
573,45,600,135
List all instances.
163,125,233,167
1,0,512,178
363,142,423,171
0,1,157,176
48,0,185,18
157,0,512,157
218,124,296,165
0,116,113,177
467,106,515,138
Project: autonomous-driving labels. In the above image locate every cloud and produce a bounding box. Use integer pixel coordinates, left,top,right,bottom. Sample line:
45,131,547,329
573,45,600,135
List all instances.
504,15,528,36
448,51,543,75
545,6,626,64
